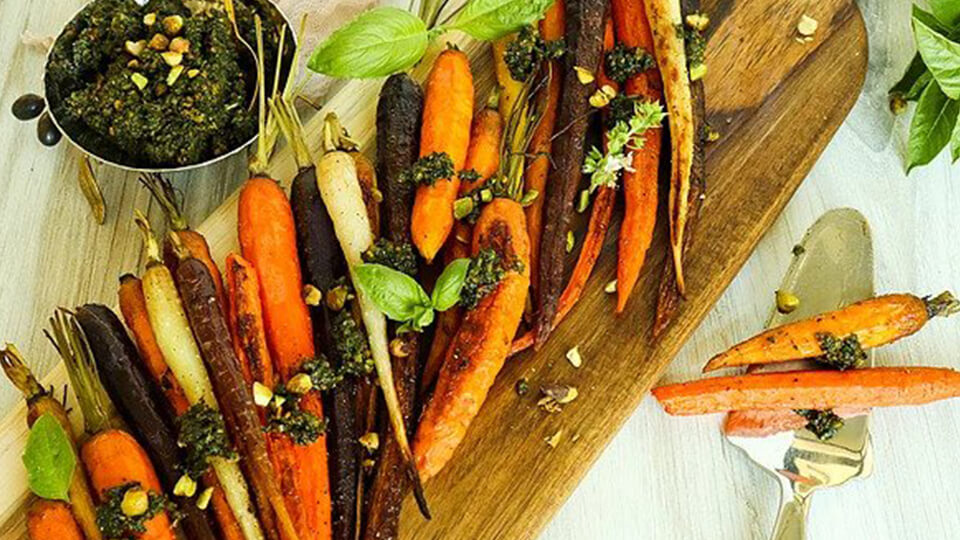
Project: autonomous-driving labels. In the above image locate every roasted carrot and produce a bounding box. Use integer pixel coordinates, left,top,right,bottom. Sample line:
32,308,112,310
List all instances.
414,198,530,480
411,48,475,262
534,0,607,347
119,277,246,540
703,292,960,373
613,0,664,312
76,303,218,540
82,429,176,540
140,173,226,308
723,407,870,438
653,367,960,416
643,0,695,295
238,175,332,540
27,499,83,540
225,254,276,390
460,105,504,192
525,0,566,294
135,214,265,540
1,346,102,540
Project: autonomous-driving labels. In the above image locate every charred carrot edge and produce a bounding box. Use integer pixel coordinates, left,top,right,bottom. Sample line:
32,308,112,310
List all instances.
118,275,246,540
414,198,530,480
238,176,332,540
81,429,177,540
411,48,475,262
643,0,695,295
613,0,664,313
703,292,959,373
525,0,566,294
653,367,960,416
225,253,276,390
1,347,102,540
534,0,607,347
27,499,84,540
723,407,870,438
350,151,382,237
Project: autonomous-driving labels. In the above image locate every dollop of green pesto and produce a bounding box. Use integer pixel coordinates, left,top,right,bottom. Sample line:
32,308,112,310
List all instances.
815,332,867,371
330,309,375,376
459,248,521,310
177,402,236,479
504,25,565,82
265,390,326,445
363,239,419,276
604,43,654,85
794,409,845,441
400,152,454,186
96,482,172,539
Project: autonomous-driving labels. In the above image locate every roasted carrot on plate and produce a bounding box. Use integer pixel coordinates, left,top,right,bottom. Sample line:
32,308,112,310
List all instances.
653,367,960,416
414,197,530,480
118,274,246,540
723,407,870,438
703,292,959,372
27,499,84,540
411,48,475,262
1,345,101,540
134,214,266,540
534,0,607,347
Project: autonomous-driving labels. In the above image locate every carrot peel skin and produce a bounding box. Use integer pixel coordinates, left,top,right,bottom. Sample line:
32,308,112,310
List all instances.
653,367,960,416
27,499,84,540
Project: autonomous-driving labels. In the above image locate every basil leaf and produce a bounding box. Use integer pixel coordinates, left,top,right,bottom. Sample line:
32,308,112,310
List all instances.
907,81,959,172
449,0,555,41
906,71,934,101
22,413,76,502
913,4,951,35
431,258,470,311
353,263,432,322
412,305,436,331
890,53,928,98
952,110,960,162
931,0,960,28
308,7,430,78
913,15,960,100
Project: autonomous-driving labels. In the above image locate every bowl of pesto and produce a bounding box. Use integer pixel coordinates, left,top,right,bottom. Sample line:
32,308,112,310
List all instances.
41,0,294,172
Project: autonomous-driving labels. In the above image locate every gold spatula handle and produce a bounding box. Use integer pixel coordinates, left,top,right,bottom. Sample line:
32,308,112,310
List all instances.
772,479,810,540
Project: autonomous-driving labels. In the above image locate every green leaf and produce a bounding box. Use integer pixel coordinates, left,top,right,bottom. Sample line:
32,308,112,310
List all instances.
914,4,951,35
412,306,436,330
449,0,555,41
913,15,960,100
432,258,470,311
307,7,430,78
890,53,928,98
952,108,960,162
907,81,959,172
22,413,76,502
906,71,934,101
353,263,432,322
931,0,960,28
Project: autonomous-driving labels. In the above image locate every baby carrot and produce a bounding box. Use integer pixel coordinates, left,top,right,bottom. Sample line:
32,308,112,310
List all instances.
703,292,960,372
723,407,869,438
225,253,276,391
411,48,475,262
414,198,530,480
27,499,83,540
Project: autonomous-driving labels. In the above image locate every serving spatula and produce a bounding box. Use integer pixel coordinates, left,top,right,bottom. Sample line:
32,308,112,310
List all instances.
725,208,875,539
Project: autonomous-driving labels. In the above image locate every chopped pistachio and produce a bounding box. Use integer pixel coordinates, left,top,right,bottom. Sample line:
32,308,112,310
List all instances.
148,33,170,51
196,487,214,510
600,84,617,98
776,290,800,314
566,346,582,368
287,373,313,395
689,63,707,81
143,12,157,26
187,68,200,78
479,188,494,202
303,284,323,306
252,381,273,407
271,394,286,409
589,88,611,108
163,15,184,36
519,189,539,207
705,125,721,142
121,488,149,517
361,458,376,468
576,189,590,213
453,197,475,220
127,59,140,69
325,284,349,311
169,37,191,54
125,39,146,56
797,15,818,37
173,474,197,498
161,51,183,67
604,280,617,294
359,432,380,452
889,94,907,115
542,384,578,404
131,72,149,90
515,378,530,396
166,65,184,86
685,13,710,31
574,66,595,84
537,396,563,413
389,337,410,358
565,230,575,253
545,429,563,448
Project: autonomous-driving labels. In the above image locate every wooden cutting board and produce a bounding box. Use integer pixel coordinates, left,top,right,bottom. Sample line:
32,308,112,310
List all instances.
0,0,866,537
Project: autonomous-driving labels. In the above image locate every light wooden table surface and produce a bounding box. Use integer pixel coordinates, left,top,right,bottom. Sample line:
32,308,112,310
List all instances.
1,0,957,539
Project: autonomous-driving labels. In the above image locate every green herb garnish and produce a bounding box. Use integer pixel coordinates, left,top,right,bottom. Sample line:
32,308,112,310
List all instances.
22,413,76,502
604,43,654,85
300,356,344,391
177,403,236,479
794,409,845,441
504,25,565,82
96,482,171,539
363,239,419,276
400,152,455,187
330,309,375,376
814,332,867,371
460,248,508,310
583,100,666,192
265,392,326,445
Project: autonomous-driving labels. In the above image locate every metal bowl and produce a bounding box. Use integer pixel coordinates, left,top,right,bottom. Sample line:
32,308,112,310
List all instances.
28,0,295,173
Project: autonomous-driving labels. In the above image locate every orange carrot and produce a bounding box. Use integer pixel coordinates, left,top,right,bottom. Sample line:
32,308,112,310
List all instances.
703,292,959,373
723,407,869,438
653,367,960,416
81,429,176,540
238,175,332,540
27,499,84,540
414,198,530,480
411,49,475,262
117,275,245,540
225,253,276,390
461,106,504,192
421,230,471,396
613,0,664,312
525,0,566,294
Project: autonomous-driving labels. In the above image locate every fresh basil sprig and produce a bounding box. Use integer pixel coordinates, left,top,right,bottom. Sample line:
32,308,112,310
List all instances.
890,4,960,170
22,413,76,502
308,0,555,79
353,259,470,331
